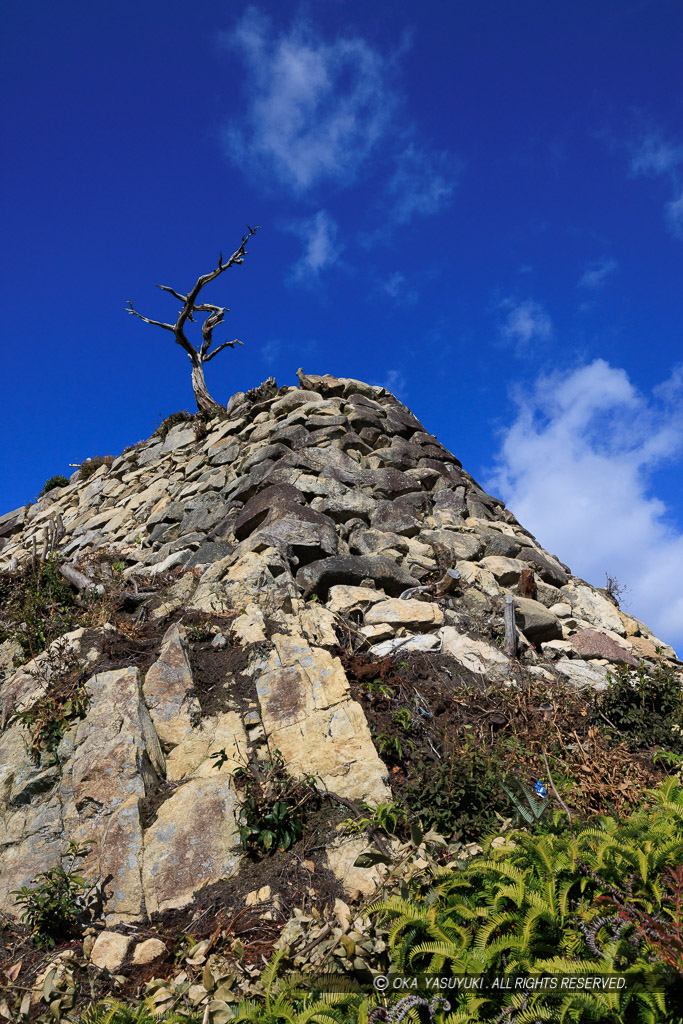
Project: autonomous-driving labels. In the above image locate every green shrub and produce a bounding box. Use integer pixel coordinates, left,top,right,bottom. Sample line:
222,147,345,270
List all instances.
402,731,511,840
40,474,69,496
78,455,114,481
595,659,683,752
212,748,320,856
372,776,683,1022
10,840,95,948
16,636,87,756
2,554,77,656
154,410,193,440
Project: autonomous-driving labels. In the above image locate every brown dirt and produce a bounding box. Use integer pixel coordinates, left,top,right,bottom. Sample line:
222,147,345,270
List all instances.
188,640,252,717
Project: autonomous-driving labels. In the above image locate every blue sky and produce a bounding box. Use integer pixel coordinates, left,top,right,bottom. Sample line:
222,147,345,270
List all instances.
2,1,683,652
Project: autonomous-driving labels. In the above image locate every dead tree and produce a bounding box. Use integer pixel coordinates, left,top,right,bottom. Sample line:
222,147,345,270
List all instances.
127,226,259,414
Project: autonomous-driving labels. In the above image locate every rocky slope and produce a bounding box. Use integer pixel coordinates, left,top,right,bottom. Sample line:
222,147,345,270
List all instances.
0,371,680,974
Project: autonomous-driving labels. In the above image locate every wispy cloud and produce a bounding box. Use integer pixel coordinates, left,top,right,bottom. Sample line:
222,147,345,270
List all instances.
375,368,408,399
487,359,683,653
221,8,396,194
285,210,342,285
630,134,683,177
385,145,456,226
261,339,282,364
628,131,683,240
499,298,553,353
578,256,618,290
666,192,683,238
221,7,458,259
379,271,418,305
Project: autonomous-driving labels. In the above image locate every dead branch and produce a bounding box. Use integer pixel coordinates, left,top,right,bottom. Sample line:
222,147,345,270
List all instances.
126,226,260,414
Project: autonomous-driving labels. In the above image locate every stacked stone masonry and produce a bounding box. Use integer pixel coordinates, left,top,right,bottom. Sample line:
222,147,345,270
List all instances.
0,372,680,923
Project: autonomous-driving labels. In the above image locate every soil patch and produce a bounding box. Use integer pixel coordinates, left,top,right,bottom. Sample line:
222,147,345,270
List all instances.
188,641,252,717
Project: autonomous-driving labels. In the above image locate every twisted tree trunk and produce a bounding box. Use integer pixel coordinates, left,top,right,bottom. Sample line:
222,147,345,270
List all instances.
127,226,259,414
191,359,223,415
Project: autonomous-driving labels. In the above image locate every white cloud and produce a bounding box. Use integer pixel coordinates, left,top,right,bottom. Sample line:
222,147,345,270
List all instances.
487,359,683,654
286,210,342,285
630,134,683,177
628,131,683,240
666,192,683,238
380,271,418,305
375,368,408,399
221,8,396,194
578,257,618,290
385,145,456,226
261,338,282,364
499,299,553,353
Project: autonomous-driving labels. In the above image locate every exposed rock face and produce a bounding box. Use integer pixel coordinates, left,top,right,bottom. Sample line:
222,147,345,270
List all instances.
0,371,680,923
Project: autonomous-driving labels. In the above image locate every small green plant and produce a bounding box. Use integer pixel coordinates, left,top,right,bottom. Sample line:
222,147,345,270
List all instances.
376,732,414,762
403,730,511,840
16,638,87,757
78,455,114,481
111,561,125,576
212,748,320,856
40,474,69,496
0,554,77,656
595,659,683,752
339,800,408,837
500,773,551,826
10,840,96,948
391,707,413,731
153,409,193,440
362,677,395,699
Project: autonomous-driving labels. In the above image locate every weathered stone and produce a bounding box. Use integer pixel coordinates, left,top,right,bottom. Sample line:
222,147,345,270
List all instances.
143,623,201,746
234,483,306,540
90,931,132,970
421,530,483,563
562,583,624,635
251,508,338,565
475,526,520,558
518,547,568,587
570,629,638,666
132,938,167,965
349,527,409,558
365,599,444,631
185,541,234,568
441,628,510,677
554,660,609,691
514,598,563,644
326,585,386,615
253,634,390,802
480,556,528,586
296,555,418,600
142,777,242,915
370,634,442,656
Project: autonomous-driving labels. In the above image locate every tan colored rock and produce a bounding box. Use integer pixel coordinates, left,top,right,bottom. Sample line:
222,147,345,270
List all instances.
142,777,242,915
143,623,201,746
325,836,388,896
422,530,483,562
254,634,390,802
326,585,385,615
549,602,572,618
479,556,527,586
365,598,444,631
90,931,132,971
456,561,501,597
165,710,248,781
149,571,199,621
360,623,394,642
441,628,509,677
562,583,624,635
132,938,167,965
231,603,268,644
629,636,662,660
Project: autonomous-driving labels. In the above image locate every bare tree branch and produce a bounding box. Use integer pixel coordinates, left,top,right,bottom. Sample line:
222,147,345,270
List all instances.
204,339,243,362
125,225,260,413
